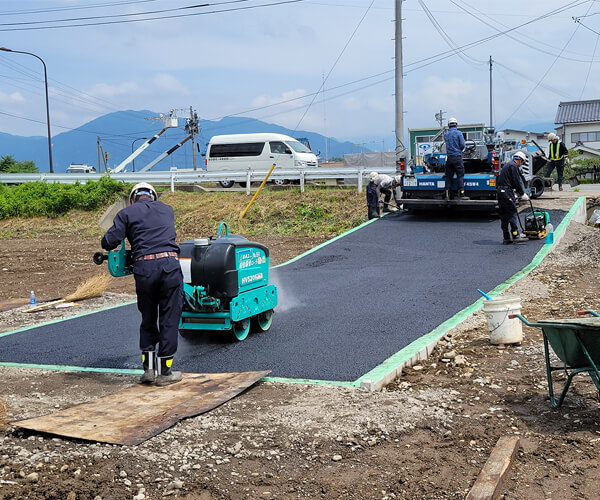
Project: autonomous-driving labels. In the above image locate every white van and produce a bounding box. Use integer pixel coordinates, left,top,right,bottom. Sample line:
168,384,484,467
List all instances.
66,163,96,173
205,133,318,188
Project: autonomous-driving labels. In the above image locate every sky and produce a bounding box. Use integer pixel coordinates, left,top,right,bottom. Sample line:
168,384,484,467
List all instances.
0,0,599,152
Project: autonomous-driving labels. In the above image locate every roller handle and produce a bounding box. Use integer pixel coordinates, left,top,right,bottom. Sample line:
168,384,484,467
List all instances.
93,252,108,265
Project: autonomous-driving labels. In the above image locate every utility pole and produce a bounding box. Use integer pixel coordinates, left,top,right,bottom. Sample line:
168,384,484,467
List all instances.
185,106,199,171
395,0,405,170
489,56,493,128
97,136,102,172
435,110,445,127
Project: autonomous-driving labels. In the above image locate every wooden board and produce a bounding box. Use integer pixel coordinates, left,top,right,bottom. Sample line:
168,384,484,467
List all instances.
466,436,520,500
0,298,28,313
13,370,270,445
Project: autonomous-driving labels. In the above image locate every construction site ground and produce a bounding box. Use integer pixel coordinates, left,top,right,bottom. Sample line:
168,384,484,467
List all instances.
1,189,600,499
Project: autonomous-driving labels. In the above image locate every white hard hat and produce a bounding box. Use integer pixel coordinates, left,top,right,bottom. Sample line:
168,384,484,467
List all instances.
547,132,557,141
129,182,157,203
369,171,378,180
394,175,402,184
448,117,458,126
513,151,528,164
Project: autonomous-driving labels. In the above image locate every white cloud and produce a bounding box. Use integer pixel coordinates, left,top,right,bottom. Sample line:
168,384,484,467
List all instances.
151,74,190,95
0,91,25,103
251,89,308,108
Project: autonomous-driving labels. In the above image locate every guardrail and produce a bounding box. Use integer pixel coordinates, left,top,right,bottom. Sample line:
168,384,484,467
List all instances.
0,167,397,193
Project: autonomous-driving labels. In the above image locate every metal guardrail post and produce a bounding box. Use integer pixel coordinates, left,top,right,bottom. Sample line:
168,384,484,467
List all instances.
170,171,175,192
300,170,305,193
246,171,252,196
357,170,363,193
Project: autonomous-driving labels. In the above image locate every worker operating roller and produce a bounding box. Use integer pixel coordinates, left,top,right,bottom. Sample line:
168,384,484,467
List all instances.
101,182,184,386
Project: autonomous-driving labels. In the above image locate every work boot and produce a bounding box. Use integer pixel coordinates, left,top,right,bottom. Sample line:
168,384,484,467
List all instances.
457,189,470,200
511,230,528,244
156,356,182,387
139,350,156,384
503,232,513,245
558,184,563,191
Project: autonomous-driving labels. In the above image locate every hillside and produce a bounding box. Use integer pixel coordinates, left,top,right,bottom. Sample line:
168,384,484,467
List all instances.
0,111,362,173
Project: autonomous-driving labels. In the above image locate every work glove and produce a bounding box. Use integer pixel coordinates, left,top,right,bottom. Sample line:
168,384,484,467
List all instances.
521,193,530,201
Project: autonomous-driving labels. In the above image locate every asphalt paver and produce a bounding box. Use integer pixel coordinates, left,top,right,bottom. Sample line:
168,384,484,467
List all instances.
0,209,565,381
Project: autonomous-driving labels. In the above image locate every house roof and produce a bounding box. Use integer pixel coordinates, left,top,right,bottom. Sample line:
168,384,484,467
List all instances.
573,142,600,157
555,100,600,124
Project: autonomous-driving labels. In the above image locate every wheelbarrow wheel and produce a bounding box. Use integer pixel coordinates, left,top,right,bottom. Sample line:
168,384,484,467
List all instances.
231,319,250,341
252,310,273,332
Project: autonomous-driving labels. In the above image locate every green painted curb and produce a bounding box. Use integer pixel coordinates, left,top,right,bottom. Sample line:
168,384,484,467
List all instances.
353,196,585,387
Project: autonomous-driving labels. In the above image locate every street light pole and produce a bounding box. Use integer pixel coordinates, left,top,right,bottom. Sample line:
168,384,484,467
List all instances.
131,137,148,172
0,47,54,173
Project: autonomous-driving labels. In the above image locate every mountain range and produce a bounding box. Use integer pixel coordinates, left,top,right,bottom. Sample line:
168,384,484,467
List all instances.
0,110,362,173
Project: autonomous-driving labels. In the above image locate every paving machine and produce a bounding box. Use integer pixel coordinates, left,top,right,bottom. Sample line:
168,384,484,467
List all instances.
93,222,277,341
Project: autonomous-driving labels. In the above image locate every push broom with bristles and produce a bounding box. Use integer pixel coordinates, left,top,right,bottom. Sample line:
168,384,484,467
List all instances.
24,273,113,313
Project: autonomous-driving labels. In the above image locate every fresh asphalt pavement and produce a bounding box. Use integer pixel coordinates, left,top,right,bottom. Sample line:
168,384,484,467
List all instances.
0,209,565,382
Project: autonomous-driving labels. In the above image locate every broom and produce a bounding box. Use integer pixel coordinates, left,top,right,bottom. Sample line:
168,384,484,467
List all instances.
23,273,113,313
0,398,6,430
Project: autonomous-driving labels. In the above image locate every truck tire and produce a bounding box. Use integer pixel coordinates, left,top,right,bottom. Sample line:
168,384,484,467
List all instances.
219,180,235,188
529,176,544,199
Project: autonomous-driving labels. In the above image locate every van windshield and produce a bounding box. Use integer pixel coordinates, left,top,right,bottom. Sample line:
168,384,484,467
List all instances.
287,141,312,154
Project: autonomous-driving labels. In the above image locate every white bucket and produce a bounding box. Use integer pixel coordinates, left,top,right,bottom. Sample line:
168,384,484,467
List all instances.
483,295,523,344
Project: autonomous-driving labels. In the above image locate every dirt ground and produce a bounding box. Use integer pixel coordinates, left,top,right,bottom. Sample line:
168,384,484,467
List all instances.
2,191,600,499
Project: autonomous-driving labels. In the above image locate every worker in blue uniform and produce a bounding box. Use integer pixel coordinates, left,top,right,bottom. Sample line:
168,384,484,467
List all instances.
497,152,529,245
101,182,184,386
545,132,569,191
444,117,469,200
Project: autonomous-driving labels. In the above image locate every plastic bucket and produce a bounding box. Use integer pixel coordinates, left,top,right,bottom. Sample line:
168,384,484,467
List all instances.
483,295,523,344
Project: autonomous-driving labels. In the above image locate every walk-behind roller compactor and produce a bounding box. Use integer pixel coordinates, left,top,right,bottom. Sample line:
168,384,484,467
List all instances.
94,222,277,341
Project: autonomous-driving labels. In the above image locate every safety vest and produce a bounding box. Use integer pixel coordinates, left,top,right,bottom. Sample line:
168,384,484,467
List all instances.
549,140,564,161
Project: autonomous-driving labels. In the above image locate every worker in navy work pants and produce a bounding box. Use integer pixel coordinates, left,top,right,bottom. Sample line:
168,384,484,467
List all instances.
496,152,530,245
443,117,469,200
101,182,184,386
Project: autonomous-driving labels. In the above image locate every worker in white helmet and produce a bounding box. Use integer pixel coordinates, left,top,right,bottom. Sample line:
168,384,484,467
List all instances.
370,172,400,213
496,152,529,244
545,133,568,191
101,183,184,386
366,172,380,219
443,117,469,200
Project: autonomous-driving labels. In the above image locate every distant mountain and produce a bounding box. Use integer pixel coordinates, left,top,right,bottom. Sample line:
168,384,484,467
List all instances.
0,110,363,173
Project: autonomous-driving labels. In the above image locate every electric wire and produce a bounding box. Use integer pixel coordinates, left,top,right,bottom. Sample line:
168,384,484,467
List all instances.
0,1,159,16
498,1,595,129
0,1,250,27
0,0,304,31
292,0,375,133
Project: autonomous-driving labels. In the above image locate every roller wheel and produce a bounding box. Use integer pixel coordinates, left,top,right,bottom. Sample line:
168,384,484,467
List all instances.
252,310,273,332
529,176,544,199
231,319,251,341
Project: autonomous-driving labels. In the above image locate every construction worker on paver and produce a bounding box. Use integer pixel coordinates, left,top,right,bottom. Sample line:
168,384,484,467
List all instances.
496,152,530,245
101,182,184,386
444,117,469,201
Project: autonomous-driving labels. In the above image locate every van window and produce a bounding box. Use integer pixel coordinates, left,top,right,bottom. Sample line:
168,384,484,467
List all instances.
209,142,265,158
270,142,291,154
286,140,311,153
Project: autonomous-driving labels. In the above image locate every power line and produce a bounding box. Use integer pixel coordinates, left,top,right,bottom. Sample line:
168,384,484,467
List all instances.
0,0,159,16
0,0,304,31
498,0,595,129
293,0,375,132
0,1,249,27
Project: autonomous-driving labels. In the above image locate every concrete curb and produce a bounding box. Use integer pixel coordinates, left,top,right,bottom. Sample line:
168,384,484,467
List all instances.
357,196,587,392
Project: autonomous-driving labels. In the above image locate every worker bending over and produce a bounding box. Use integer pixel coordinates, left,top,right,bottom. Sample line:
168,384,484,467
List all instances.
444,117,469,200
369,172,401,213
101,183,184,386
497,152,529,245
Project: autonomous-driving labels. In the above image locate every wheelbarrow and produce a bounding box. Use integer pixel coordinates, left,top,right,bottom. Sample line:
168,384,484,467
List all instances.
510,311,600,408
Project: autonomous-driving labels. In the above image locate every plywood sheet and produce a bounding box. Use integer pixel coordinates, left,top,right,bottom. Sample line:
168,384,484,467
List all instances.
14,370,270,445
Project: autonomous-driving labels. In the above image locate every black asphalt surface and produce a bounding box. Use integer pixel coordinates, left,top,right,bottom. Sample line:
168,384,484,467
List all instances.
0,209,565,382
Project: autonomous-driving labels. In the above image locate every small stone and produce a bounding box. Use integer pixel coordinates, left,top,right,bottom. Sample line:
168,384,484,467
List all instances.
26,472,39,482
412,365,424,371
443,350,457,359
332,454,343,462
